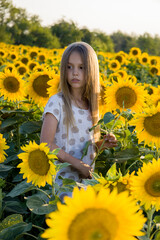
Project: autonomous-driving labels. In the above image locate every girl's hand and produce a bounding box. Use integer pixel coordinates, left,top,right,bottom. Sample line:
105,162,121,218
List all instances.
103,133,118,149
96,133,118,151
77,161,93,179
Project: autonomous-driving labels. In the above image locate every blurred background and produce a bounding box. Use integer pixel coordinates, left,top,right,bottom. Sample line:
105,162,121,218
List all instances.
1,0,160,54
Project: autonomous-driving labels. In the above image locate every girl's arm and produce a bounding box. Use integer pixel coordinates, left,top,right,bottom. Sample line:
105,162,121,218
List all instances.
40,113,92,179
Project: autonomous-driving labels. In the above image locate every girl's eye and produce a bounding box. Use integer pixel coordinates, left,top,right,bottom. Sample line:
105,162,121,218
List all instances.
80,66,84,70
67,65,72,69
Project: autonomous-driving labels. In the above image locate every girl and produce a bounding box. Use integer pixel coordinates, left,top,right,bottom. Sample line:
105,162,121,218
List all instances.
40,42,117,199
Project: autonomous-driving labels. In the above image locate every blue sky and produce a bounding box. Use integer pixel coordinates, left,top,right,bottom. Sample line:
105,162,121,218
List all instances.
13,0,160,36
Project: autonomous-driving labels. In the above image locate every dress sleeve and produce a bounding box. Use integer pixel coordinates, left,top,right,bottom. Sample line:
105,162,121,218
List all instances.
42,94,61,122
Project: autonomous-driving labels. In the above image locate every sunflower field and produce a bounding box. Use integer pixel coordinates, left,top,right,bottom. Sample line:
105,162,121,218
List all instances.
1,41,160,240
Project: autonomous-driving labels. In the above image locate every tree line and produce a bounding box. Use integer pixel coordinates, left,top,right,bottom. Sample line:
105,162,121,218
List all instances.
1,0,160,55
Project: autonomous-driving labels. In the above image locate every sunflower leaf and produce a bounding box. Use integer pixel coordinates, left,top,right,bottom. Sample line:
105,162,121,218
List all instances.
103,112,115,124
7,180,35,198
26,196,56,215
0,222,32,240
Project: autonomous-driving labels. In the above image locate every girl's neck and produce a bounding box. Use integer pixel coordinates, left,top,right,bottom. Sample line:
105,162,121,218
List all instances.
70,93,89,110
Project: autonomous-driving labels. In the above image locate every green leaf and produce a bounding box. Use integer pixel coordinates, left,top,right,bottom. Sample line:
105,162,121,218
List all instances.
103,112,115,124
62,178,76,186
0,164,14,172
106,163,119,180
20,121,42,134
0,214,23,231
154,215,160,223
1,117,20,128
0,222,32,240
55,162,71,171
7,180,35,198
51,148,60,155
114,147,140,162
81,140,91,160
4,200,28,214
26,196,56,215
137,235,150,240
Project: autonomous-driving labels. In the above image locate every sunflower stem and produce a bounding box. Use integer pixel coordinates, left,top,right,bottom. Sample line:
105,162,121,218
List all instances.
0,188,2,219
17,123,20,150
32,224,45,231
146,207,155,238
155,147,159,160
34,188,51,199
23,233,38,239
52,174,56,197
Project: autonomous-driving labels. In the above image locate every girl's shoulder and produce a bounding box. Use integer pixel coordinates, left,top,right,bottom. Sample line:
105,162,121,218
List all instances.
47,92,64,104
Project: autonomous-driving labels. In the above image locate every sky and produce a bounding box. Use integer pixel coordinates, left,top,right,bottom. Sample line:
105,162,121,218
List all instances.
13,0,160,37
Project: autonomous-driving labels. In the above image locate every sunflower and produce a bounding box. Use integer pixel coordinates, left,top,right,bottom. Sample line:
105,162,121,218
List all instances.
26,69,55,106
47,74,60,97
130,158,160,211
0,134,9,163
17,141,57,187
115,54,126,65
129,47,141,59
139,52,149,65
41,186,145,240
149,56,159,66
16,63,29,76
0,69,25,102
149,65,160,77
130,104,160,148
108,59,121,72
104,77,147,112
93,172,134,195
28,60,38,71
108,73,120,83
116,70,128,80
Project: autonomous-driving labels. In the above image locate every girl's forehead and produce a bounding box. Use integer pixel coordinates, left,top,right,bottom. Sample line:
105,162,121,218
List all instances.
68,51,83,63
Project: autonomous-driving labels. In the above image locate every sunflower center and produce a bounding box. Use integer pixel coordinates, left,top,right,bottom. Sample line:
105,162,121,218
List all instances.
28,149,50,176
144,112,160,137
32,74,50,98
18,67,26,75
3,77,20,93
111,62,117,68
115,86,137,108
151,67,158,75
132,50,138,56
142,57,147,63
144,172,160,197
68,208,118,240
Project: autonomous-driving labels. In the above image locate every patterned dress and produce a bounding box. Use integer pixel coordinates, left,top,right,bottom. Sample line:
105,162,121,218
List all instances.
42,92,96,199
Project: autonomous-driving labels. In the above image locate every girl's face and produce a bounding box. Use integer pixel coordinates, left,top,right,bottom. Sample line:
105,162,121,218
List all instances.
67,51,85,91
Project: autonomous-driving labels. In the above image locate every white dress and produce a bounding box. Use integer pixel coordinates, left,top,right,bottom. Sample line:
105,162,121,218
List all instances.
42,92,96,199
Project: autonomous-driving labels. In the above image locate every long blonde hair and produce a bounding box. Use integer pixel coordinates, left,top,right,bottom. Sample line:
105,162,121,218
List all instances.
60,42,100,141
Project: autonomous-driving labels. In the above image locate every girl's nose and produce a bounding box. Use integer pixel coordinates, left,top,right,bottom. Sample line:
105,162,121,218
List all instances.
73,68,78,76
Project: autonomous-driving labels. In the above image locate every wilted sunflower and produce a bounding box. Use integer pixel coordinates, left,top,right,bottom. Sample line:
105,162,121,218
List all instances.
130,158,160,211
108,59,121,72
0,69,25,102
41,186,145,240
26,69,55,106
129,47,141,59
104,78,147,112
17,141,57,187
0,134,9,163
130,105,160,149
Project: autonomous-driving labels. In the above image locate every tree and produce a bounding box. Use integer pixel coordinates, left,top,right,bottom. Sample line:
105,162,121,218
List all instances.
110,31,137,53
50,19,83,47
